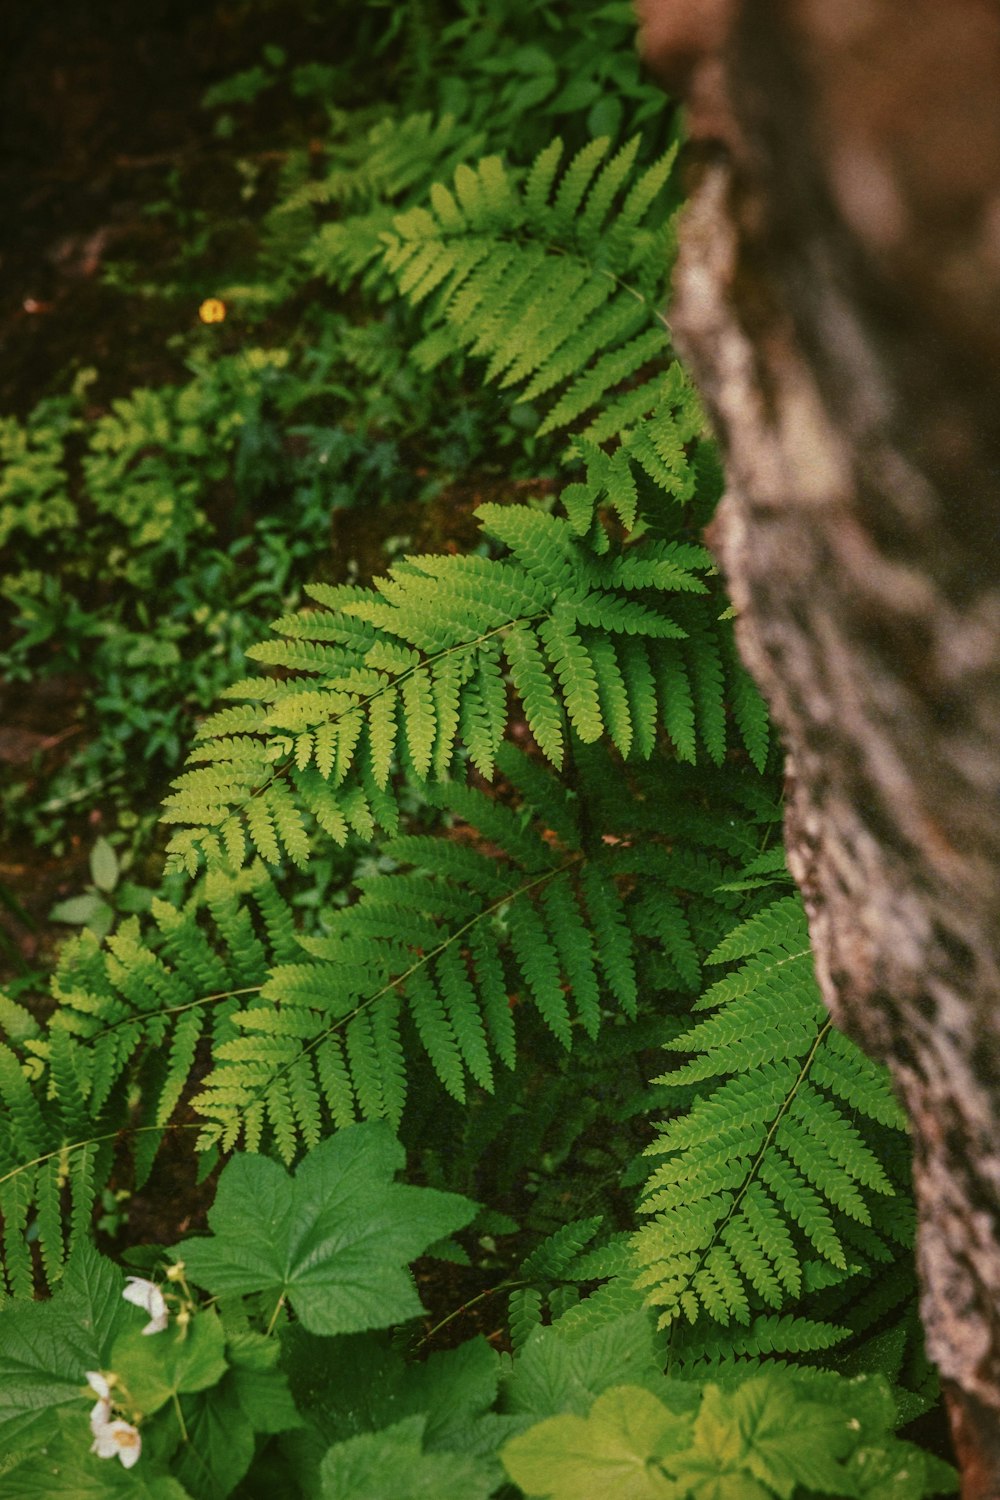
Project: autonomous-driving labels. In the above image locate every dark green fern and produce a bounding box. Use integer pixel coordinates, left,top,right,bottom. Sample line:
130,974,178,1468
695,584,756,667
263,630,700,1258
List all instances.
633,890,915,1366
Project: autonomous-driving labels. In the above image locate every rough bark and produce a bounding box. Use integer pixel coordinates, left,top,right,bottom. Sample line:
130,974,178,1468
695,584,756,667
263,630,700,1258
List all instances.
637,1,1000,1487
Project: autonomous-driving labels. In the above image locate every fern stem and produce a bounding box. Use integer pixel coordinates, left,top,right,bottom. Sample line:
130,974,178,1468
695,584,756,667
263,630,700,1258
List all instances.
227,854,585,1131
86,984,265,1043
665,1010,833,1367
0,1121,203,1190
199,611,547,842
413,1277,527,1351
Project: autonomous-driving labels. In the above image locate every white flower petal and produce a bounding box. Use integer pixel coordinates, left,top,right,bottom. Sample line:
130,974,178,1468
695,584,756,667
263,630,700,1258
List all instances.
91,1419,142,1468
85,1371,111,1401
122,1277,169,1334
91,1425,120,1459
113,1423,143,1469
89,1397,113,1435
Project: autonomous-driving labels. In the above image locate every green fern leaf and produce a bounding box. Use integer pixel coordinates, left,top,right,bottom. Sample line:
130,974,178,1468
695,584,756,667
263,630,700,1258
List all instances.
550,136,611,238
436,946,493,1092
725,634,771,772
367,685,398,790
401,666,437,778
570,591,685,640
316,1036,357,1129
654,643,697,762
467,923,516,1071
245,792,281,865
508,1286,545,1353
576,135,642,254
683,616,727,766
288,1053,323,1151
505,897,571,1047
265,781,311,868
297,773,350,846
539,877,601,1038
372,996,406,1130
540,613,603,743
503,624,565,765
521,1216,604,1280
537,328,666,437
345,1010,384,1122
430,657,464,778
635,894,908,1335
406,967,466,1103
580,867,637,1016
522,138,563,225
585,635,632,757
266,1077,299,1165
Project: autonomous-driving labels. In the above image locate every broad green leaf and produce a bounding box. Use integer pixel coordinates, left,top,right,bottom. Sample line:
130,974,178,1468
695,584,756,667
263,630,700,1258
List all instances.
279,1329,510,1495
397,1336,501,1449
89,836,120,893
665,1467,769,1500
175,1124,476,1335
172,1381,256,1500
167,1336,302,1500
501,1310,670,1420
502,1385,691,1500
49,892,107,925
281,1329,403,1447
110,1310,228,1416
289,1329,500,1447
319,1414,496,1500
687,1378,854,1499
59,1240,131,1365
0,1243,129,1449
844,1440,956,1500
0,1409,193,1498
226,1330,303,1434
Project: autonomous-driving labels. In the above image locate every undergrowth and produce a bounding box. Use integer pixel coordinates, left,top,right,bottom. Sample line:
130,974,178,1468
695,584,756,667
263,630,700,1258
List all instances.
0,3,950,1496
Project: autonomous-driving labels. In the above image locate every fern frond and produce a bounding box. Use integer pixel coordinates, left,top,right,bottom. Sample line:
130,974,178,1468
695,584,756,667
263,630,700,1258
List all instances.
187,750,667,1153
520,1215,604,1280
380,136,676,438
633,895,911,1342
163,491,726,872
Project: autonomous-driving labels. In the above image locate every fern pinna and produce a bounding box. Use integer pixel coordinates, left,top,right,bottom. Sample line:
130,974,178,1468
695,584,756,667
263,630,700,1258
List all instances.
633,889,918,1374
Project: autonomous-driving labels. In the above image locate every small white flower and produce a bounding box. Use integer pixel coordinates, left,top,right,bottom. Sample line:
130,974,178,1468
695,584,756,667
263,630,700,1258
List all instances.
85,1370,111,1400
91,1418,142,1468
85,1371,113,1433
89,1395,113,1434
122,1276,169,1335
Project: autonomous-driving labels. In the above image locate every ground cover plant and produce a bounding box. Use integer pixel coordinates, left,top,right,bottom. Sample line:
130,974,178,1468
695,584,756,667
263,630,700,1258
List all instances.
0,2,956,1493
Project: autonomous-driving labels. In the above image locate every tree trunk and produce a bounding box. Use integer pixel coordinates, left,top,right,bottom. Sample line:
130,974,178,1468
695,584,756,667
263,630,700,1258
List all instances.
637,1,1000,1487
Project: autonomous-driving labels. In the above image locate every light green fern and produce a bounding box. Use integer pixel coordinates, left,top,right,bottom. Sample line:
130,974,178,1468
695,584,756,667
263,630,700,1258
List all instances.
160,468,765,875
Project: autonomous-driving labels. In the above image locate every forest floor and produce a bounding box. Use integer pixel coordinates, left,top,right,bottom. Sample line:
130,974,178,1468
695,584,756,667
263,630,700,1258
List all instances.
0,0,314,970
0,6,557,1344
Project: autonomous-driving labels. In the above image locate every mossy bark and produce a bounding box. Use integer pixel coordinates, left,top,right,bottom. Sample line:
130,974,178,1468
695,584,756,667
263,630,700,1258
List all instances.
638,1,1000,1485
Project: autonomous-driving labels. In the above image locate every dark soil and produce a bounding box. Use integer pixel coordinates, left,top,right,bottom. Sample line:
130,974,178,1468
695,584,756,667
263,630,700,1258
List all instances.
0,0,345,418
0,0,331,976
